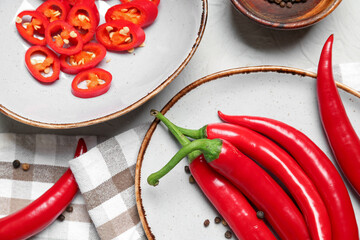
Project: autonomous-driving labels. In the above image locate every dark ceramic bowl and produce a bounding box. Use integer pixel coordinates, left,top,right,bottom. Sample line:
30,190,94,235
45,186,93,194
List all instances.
231,0,342,30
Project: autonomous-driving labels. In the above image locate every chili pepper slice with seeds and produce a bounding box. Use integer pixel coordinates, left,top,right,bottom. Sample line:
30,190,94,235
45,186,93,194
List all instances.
25,45,60,83
45,20,83,55
36,0,70,23
148,110,277,240
0,138,87,240
96,20,145,51
218,112,359,240
66,3,99,43
15,10,49,45
121,0,160,7
71,68,112,98
148,114,311,240
317,35,360,197
105,0,158,28
60,42,106,74
177,122,331,240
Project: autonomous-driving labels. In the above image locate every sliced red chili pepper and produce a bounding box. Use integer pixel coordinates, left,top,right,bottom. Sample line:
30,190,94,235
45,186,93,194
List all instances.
106,0,158,27
121,0,160,7
96,20,145,51
149,115,311,240
25,46,60,83
148,110,277,240
66,3,99,43
60,42,106,74
71,68,112,98
317,35,360,197
218,112,360,240
45,20,83,55
177,122,331,240
15,10,49,45
0,139,87,240
37,0,70,23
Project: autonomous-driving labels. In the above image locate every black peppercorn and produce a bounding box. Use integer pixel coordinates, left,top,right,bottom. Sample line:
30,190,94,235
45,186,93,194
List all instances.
256,210,265,219
184,165,190,174
204,219,210,227
57,214,65,221
215,216,221,224
66,205,73,213
12,160,21,169
225,230,232,239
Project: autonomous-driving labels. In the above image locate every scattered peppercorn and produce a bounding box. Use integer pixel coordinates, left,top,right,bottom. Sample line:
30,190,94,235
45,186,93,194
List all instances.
215,216,222,224
225,230,232,239
204,219,210,227
184,165,190,174
12,160,21,169
189,175,195,184
257,210,265,219
267,0,306,8
21,163,30,171
222,219,228,226
57,214,65,221
66,205,73,213
286,2,292,7
280,1,286,7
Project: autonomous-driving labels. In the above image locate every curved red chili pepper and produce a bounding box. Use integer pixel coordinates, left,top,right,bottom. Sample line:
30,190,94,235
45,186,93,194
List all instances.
148,111,277,240
105,0,158,27
120,0,160,7
177,122,331,240
96,20,145,51
317,35,360,197
218,112,359,240
45,20,83,55
60,42,106,74
37,0,70,22
25,46,61,83
0,138,87,240
148,113,310,240
66,3,99,43
15,10,49,45
71,68,112,98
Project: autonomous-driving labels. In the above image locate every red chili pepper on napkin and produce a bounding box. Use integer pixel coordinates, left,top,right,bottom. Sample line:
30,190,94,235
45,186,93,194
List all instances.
25,45,61,83
60,42,106,74
148,112,310,240
147,111,277,240
317,35,360,197
177,122,331,240
45,20,83,55
218,112,359,240
15,10,49,45
105,0,158,27
0,138,87,240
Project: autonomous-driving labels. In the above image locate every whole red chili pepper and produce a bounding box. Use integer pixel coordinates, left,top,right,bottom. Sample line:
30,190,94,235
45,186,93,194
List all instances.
0,138,87,240
218,112,359,240
317,35,360,197
177,122,331,240
148,112,310,240
148,110,277,240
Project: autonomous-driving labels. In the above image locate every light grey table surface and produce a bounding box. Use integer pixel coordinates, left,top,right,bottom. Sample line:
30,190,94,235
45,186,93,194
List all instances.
1,0,359,137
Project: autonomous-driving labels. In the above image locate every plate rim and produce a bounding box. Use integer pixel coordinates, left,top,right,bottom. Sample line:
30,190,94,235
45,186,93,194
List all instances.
134,65,360,240
0,0,208,129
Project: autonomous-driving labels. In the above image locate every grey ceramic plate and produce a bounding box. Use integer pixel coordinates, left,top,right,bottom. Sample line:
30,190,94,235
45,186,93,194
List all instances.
0,0,207,128
136,66,360,239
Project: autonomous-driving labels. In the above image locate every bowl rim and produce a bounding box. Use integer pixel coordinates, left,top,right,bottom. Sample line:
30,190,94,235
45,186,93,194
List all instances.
0,0,208,129
230,0,342,29
135,65,360,240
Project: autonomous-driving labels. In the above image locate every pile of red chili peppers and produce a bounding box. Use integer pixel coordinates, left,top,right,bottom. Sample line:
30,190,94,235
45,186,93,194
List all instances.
16,0,159,98
147,35,360,240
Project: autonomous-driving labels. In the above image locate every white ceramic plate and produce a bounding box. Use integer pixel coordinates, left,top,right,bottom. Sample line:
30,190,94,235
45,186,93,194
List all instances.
136,66,360,239
0,0,207,128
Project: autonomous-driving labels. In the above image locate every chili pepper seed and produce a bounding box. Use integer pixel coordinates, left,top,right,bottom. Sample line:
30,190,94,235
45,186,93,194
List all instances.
66,205,73,213
257,210,265,219
21,163,30,171
203,219,210,227
58,214,65,221
215,216,222,224
225,230,232,239
12,160,21,169
184,165,190,174
189,175,195,184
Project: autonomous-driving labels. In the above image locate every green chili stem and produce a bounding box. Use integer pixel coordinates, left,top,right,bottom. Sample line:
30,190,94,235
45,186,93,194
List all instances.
176,125,207,139
147,138,222,186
